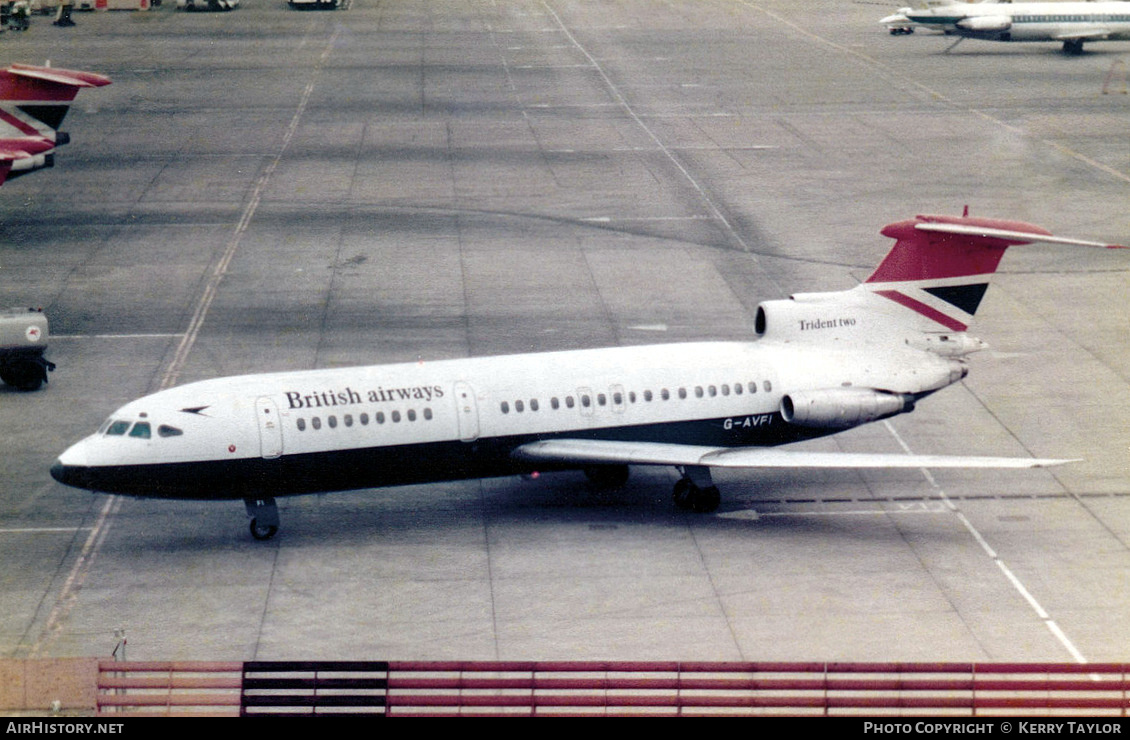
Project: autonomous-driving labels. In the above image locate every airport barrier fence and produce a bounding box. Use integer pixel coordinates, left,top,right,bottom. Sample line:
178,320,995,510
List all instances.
89,660,1130,716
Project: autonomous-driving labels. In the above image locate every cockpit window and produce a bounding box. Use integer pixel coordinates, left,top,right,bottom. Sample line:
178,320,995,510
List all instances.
102,418,178,439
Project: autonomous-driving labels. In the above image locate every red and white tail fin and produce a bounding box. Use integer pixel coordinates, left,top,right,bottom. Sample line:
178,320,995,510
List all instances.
754,212,1123,355
0,64,111,185
863,212,1124,332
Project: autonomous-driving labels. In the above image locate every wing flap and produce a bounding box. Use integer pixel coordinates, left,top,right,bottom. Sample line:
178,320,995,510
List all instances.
512,438,1076,470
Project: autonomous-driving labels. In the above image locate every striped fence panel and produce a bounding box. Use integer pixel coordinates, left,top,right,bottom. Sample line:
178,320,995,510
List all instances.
95,660,1130,717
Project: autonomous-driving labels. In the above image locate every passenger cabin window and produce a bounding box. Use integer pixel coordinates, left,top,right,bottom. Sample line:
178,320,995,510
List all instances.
293,407,431,432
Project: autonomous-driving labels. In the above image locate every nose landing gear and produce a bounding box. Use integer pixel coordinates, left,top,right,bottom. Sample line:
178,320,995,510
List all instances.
245,497,279,540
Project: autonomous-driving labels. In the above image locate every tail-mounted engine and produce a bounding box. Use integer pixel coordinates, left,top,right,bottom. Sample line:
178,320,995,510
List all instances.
756,295,986,359
8,152,53,177
755,294,869,344
781,388,914,429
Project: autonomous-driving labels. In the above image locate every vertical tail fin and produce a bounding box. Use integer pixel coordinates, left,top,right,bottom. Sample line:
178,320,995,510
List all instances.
863,212,1122,332
0,64,111,185
754,212,1122,353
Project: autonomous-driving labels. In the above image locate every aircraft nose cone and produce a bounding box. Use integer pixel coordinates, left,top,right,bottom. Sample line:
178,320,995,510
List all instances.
50,458,89,488
51,440,91,489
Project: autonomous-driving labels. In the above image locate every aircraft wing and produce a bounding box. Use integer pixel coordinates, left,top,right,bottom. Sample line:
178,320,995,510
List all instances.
1052,28,1113,41
512,438,1076,470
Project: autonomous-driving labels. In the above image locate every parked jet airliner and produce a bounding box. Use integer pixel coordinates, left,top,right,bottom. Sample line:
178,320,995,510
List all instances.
51,212,1122,540
882,1,1130,53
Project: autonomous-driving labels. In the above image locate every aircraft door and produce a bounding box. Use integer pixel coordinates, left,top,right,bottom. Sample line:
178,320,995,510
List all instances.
256,397,283,460
454,381,479,442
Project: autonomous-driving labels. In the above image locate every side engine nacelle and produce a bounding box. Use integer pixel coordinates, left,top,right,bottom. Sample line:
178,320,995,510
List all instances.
956,15,1012,32
781,388,914,429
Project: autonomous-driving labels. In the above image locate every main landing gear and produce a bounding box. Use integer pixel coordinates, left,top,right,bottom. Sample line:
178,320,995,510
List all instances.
672,466,721,513
582,463,722,513
245,497,279,540
1062,39,1085,55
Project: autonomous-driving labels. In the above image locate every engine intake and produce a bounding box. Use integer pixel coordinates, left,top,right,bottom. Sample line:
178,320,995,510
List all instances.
755,295,866,343
781,388,914,428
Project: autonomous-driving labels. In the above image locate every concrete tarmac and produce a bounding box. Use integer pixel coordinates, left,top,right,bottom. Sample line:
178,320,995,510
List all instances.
0,0,1128,663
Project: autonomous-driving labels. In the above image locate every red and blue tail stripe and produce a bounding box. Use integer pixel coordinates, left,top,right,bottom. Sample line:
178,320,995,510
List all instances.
864,213,1122,331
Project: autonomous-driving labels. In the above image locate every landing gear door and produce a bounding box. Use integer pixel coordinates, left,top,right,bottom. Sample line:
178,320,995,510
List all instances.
455,381,479,442
256,397,283,460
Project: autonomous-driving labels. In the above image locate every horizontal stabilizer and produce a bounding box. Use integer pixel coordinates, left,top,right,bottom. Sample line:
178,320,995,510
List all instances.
8,64,112,89
915,221,1126,249
513,438,1077,470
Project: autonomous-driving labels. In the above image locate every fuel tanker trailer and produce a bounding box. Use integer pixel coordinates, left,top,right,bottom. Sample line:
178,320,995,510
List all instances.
0,307,54,390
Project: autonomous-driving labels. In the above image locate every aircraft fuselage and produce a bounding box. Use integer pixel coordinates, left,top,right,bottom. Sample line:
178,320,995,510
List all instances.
50,339,960,500
901,1,1130,49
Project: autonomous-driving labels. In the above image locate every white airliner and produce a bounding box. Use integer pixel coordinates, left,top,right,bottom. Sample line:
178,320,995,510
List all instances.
882,1,1130,53
50,212,1123,540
